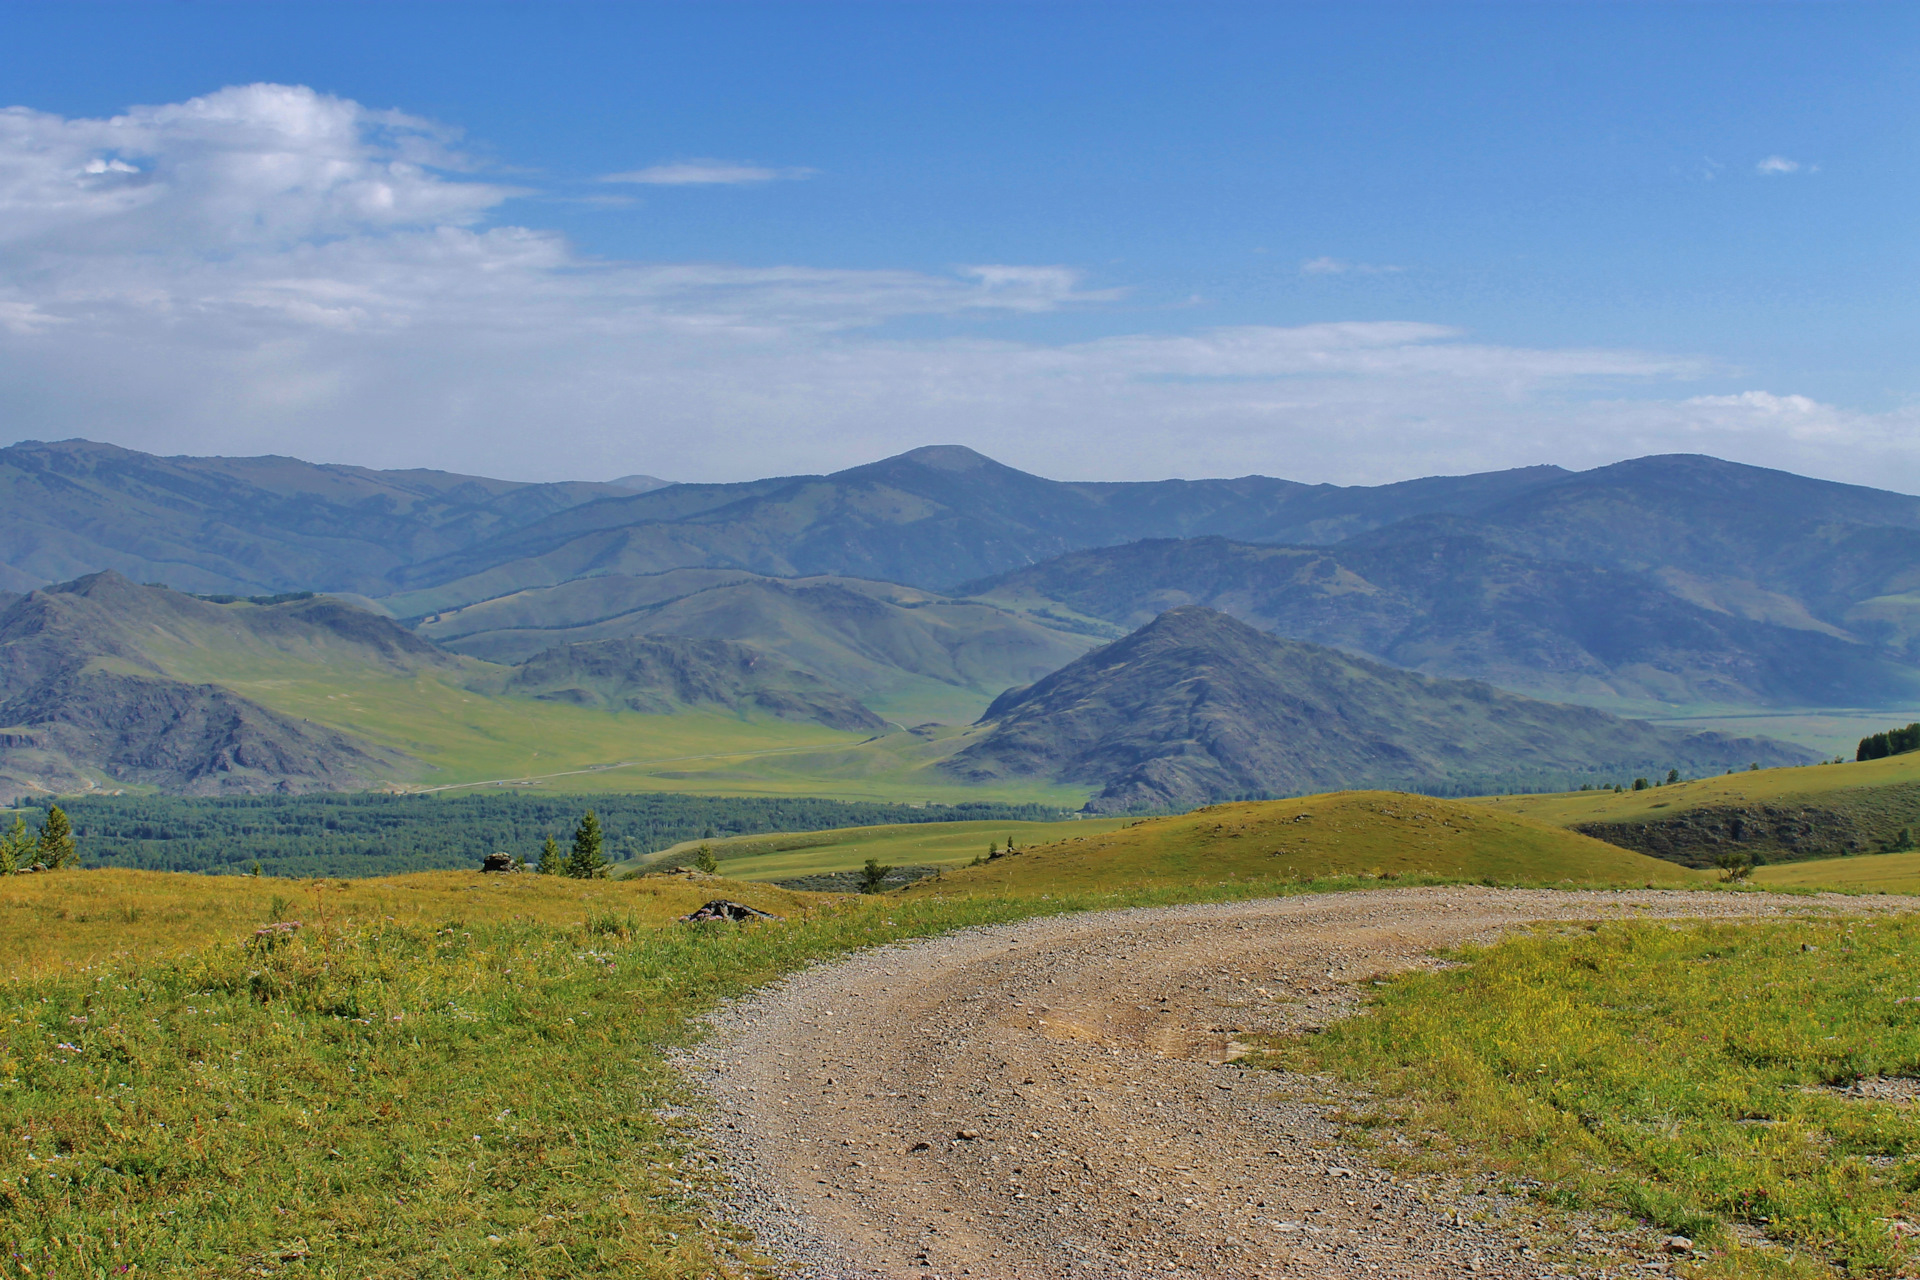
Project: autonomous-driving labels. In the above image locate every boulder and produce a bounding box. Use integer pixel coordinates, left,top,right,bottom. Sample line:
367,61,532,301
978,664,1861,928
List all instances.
679,899,781,924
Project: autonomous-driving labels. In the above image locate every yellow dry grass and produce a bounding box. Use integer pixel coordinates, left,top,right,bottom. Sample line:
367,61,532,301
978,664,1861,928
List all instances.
0,867,821,975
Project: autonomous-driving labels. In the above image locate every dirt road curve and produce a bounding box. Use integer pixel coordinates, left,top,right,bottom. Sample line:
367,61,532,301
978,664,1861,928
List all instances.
688,887,1912,1279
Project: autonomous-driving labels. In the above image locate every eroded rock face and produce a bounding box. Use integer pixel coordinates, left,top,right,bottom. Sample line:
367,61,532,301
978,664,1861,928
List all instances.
480,852,520,873
1575,784,1920,868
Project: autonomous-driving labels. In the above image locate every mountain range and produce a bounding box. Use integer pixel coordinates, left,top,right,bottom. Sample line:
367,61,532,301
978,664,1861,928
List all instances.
0,437,1914,802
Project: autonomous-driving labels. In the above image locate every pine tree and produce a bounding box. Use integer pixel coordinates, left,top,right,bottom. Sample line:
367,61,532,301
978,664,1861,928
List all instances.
37,805,75,869
694,844,718,874
0,814,24,875
567,810,607,879
537,834,562,875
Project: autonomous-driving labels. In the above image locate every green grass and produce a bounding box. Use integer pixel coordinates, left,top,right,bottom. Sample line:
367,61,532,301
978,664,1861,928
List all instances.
1285,918,1920,1278
1753,851,1920,895
128,627,1092,805
640,816,1139,880
910,791,1705,897
0,866,1449,1279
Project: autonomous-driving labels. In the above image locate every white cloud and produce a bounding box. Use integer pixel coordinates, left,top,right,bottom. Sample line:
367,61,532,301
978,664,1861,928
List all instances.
1300,256,1404,276
599,159,815,186
1756,155,1812,175
0,85,1910,493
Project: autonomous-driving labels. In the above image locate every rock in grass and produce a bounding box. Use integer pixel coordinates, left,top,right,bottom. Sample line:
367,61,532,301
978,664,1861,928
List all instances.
679,899,781,924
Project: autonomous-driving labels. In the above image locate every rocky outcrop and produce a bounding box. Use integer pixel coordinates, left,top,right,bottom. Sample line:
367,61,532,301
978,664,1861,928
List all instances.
1574,785,1920,868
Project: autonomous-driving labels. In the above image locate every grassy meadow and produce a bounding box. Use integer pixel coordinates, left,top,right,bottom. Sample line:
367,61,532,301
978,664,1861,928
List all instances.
131,619,1091,805
1289,917,1920,1278
1752,851,1920,895
6,790,1917,1278
0,857,1459,1279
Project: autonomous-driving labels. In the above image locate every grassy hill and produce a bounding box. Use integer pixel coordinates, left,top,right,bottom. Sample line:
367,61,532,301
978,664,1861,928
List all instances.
1751,849,1920,893
1478,750,1920,867
416,568,1099,724
908,790,1704,897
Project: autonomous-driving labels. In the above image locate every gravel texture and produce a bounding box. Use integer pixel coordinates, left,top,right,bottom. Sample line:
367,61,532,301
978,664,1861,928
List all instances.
683,886,1914,1279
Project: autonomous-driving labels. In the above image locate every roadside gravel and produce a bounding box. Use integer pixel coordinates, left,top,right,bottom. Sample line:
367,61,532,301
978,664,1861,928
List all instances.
683,886,1913,1279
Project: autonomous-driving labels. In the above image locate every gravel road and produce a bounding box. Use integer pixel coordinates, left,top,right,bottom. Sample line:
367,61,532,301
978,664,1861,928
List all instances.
685,886,1913,1279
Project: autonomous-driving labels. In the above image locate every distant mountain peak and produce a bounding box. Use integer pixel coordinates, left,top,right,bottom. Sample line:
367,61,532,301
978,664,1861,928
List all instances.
887,445,1000,473
609,473,674,493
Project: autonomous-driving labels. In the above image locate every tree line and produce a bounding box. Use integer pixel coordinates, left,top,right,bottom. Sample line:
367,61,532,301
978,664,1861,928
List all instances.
23,791,1072,878
1856,722,1920,762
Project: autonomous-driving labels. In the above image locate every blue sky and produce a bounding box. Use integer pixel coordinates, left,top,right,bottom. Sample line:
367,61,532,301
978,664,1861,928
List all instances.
0,2,1913,487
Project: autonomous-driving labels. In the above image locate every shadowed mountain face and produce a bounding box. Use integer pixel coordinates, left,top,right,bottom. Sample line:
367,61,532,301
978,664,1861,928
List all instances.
0,573,429,795
946,608,1816,813
416,569,1102,723
380,445,1571,610
0,439,638,596
962,534,1920,710
503,637,885,732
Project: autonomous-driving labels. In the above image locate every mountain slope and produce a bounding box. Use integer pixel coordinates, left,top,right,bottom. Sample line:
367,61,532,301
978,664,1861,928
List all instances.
0,438,634,596
502,637,885,732
961,534,1920,710
381,445,1571,610
946,607,1815,812
415,569,1102,723
1355,454,1920,652
0,573,426,795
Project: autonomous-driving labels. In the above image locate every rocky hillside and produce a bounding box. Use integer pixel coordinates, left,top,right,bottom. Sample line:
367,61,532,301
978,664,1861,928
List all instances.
0,573,431,796
946,607,1815,812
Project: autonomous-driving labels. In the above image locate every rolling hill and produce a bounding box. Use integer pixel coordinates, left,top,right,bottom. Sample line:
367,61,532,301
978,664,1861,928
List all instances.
945,607,1815,812
0,574,893,799
1478,748,1920,868
415,569,1101,723
501,636,885,731
907,791,1703,897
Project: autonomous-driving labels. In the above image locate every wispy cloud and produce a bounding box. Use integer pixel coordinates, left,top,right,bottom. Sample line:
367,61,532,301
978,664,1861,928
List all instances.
1300,256,1404,276
0,84,1910,492
599,159,816,186
1756,155,1813,176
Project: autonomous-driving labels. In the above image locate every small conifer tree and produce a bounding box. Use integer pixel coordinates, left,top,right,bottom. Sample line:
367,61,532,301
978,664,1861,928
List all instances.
567,810,607,879
1665,768,1680,784
694,844,719,874
38,805,75,869
859,857,893,893
0,814,24,874
537,834,562,875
